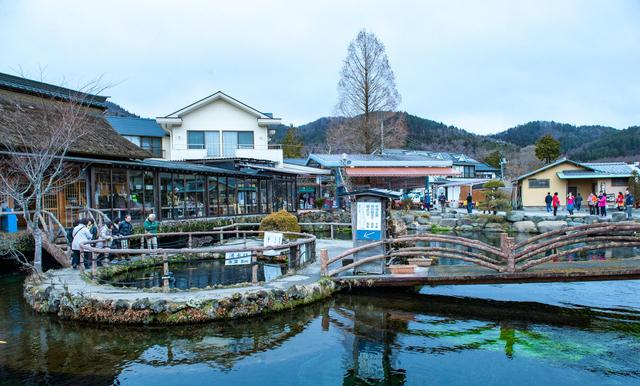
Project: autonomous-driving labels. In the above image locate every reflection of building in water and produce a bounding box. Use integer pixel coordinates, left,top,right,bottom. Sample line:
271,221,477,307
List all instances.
329,303,408,386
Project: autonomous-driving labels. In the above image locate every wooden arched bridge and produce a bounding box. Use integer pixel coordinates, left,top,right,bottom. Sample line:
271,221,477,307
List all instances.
321,222,640,287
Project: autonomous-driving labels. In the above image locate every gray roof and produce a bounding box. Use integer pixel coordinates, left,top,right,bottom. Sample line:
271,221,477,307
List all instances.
385,148,479,165
306,153,452,168
475,162,500,172
583,162,635,175
106,116,166,137
283,158,307,166
517,158,636,181
0,72,107,109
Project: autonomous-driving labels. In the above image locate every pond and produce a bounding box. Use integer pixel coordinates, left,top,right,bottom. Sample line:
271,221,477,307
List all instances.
1,273,640,386
108,259,286,289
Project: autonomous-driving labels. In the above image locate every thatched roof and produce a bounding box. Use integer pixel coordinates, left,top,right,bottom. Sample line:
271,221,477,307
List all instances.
0,92,150,160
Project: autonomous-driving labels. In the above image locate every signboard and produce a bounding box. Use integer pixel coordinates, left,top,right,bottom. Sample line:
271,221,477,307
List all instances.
263,264,282,282
225,251,252,266
263,231,284,247
355,202,382,240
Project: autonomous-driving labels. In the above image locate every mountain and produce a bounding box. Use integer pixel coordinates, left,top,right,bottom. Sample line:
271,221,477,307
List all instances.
490,121,616,153
569,126,640,162
105,101,139,118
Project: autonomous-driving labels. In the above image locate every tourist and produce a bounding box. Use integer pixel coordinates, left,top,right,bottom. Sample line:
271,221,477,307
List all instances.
625,189,635,220
552,192,560,216
425,194,431,211
598,193,607,217
566,192,575,215
575,193,583,212
616,192,625,211
71,218,93,269
119,214,133,251
143,213,159,256
545,192,552,213
593,193,600,215
466,193,473,214
96,222,113,263
587,193,595,215
438,193,447,214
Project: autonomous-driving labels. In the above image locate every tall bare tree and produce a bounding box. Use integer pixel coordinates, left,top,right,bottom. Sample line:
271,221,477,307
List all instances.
0,78,103,273
332,29,402,153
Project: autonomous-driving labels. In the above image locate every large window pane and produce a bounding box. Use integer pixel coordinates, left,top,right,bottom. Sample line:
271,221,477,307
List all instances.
128,171,144,221
123,136,141,146
141,137,163,158
187,131,205,150
143,171,155,217
238,132,254,149
219,177,228,215
112,170,128,220
208,176,219,216
173,175,185,219
222,132,238,156
185,174,205,217
238,179,257,214
226,177,237,215
205,131,220,157
160,173,173,220
259,179,268,213
94,168,112,219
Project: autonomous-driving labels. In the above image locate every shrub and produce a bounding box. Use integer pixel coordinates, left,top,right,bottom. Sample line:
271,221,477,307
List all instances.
259,210,301,233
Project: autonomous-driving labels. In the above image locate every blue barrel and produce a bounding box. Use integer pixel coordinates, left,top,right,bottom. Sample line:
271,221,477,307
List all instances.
2,207,17,233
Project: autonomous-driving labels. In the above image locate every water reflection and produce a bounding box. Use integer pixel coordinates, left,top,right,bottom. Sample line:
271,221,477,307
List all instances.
2,275,640,386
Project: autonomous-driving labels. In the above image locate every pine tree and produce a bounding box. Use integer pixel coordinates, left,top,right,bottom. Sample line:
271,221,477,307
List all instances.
479,179,511,214
535,135,561,164
282,124,303,158
484,150,502,168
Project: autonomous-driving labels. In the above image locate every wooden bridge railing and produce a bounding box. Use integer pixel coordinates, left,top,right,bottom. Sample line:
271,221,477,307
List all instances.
323,222,640,277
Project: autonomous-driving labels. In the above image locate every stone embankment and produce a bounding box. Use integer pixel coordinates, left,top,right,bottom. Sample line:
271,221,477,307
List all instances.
392,210,639,234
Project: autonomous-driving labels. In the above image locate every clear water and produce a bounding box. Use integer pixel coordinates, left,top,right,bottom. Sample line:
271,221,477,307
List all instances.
1,273,640,386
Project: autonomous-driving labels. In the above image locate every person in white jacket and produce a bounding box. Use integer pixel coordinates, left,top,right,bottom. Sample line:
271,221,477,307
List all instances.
71,218,94,269
96,222,114,263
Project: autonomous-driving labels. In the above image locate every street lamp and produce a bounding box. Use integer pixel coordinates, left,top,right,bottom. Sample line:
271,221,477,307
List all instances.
500,157,508,180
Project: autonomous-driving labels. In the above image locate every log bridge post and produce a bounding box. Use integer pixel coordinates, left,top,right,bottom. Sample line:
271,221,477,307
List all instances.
500,233,515,273
162,253,170,292
251,252,259,284
320,248,329,276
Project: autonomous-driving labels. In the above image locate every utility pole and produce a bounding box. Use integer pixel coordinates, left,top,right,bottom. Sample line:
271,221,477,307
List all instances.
380,120,384,154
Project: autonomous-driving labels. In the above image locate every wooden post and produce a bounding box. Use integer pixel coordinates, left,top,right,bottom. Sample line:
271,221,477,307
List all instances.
162,253,170,292
251,253,259,284
188,234,193,259
330,224,334,240
91,252,97,281
320,248,329,276
289,244,299,273
500,233,515,273
79,252,85,275
235,225,239,239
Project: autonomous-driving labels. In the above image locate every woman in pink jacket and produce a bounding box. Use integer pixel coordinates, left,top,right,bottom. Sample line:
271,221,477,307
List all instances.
598,193,607,217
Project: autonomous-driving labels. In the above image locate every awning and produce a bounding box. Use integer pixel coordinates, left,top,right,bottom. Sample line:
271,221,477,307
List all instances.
344,167,458,177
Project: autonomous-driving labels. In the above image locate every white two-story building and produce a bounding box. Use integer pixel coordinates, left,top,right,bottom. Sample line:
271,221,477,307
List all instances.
155,91,284,164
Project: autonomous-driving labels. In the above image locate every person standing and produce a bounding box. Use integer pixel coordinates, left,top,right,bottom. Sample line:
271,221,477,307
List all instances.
143,213,159,257
587,193,595,215
575,193,583,212
599,193,607,217
438,193,447,214
552,192,560,216
119,214,133,258
593,193,600,215
625,189,635,220
545,192,553,213
96,222,113,263
616,192,625,211
566,193,575,215
466,193,473,214
71,218,93,269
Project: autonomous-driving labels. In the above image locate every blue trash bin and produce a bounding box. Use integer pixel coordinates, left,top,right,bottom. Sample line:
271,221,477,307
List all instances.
2,207,17,233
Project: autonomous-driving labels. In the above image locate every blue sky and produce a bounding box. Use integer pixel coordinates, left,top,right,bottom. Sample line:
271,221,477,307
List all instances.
1,0,639,134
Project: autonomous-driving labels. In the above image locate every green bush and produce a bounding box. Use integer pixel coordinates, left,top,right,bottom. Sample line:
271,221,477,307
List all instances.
259,210,301,233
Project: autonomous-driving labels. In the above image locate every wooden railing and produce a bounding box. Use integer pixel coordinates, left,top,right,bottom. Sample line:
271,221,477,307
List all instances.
323,222,640,277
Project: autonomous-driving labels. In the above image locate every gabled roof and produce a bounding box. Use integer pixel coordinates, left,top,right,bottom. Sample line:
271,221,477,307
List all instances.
162,91,279,120
475,162,500,172
106,116,166,137
306,153,452,168
0,72,107,109
515,158,587,181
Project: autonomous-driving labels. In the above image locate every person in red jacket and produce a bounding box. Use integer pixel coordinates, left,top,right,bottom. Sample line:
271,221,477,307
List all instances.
552,192,560,216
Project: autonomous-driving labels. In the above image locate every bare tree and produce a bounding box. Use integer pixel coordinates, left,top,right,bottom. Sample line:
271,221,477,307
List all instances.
0,78,104,273
332,29,402,153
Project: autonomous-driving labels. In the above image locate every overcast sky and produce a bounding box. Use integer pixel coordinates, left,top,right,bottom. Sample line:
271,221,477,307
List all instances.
1,0,639,134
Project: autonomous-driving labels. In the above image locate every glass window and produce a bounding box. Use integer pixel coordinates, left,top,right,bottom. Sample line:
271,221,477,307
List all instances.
528,179,550,189
612,178,628,187
222,132,238,156
94,168,112,219
185,174,205,217
112,170,128,220
204,131,220,157
208,176,219,216
238,179,258,215
160,173,173,220
123,136,141,146
143,171,155,217
226,177,237,215
259,179,269,213
173,174,185,219
141,137,163,158
187,131,205,149
238,132,254,149
128,171,144,221
219,177,228,215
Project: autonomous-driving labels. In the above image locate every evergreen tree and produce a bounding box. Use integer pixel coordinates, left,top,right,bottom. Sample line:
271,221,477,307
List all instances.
484,150,502,168
629,170,640,208
479,179,511,215
534,135,561,164
282,124,304,158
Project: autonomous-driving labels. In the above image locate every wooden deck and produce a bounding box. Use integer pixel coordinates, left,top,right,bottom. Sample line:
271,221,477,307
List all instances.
332,257,640,287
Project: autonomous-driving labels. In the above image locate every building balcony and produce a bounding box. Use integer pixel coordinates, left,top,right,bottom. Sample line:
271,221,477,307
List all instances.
171,144,283,164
